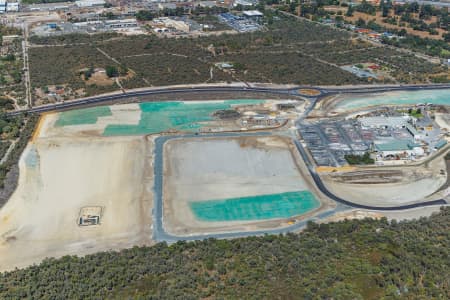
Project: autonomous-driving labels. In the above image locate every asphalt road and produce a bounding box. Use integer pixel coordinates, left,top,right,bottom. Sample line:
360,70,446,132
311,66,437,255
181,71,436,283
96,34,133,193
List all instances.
7,86,293,116
7,83,450,116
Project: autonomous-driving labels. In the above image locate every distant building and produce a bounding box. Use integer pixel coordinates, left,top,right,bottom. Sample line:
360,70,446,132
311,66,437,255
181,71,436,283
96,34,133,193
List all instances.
2,35,20,43
375,140,423,158
158,2,176,10
360,116,410,129
0,0,6,13
6,1,18,12
197,1,217,8
75,0,105,8
234,0,252,6
28,2,71,11
405,123,424,141
243,10,263,20
104,19,138,29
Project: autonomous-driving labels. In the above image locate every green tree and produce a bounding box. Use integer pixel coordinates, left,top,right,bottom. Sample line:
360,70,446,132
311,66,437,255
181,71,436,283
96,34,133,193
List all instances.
105,65,119,78
346,5,354,17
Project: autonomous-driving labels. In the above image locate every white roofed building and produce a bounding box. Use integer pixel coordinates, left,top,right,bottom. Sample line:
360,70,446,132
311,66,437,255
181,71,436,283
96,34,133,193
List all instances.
6,2,19,12
0,0,6,13
75,0,105,8
359,116,411,129
243,10,263,17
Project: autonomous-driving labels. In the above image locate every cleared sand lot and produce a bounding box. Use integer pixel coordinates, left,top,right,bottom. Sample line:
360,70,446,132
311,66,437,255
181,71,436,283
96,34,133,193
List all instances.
163,135,329,236
0,118,153,271
322,157,447,206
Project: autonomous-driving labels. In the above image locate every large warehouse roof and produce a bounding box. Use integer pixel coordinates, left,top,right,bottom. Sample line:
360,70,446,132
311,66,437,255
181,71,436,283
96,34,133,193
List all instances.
360,116,410,128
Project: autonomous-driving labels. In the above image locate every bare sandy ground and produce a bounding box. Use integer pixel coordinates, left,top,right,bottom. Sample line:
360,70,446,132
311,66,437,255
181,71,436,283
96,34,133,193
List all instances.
322,205,447,223
0,121,153,271
163,135,332,236
434,113,450,132
322,157,447,206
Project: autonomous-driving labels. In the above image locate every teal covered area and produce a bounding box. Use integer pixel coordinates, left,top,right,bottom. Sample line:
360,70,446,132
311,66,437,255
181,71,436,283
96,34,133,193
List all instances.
55,106,112,126
103,100,264,136
189,191,320,221
336,89,450,110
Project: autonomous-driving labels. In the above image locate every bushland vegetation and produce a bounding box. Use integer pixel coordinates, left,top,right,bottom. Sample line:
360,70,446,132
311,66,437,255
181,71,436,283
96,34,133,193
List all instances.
28,13,445,97
0,114,38,188
0,207,448,298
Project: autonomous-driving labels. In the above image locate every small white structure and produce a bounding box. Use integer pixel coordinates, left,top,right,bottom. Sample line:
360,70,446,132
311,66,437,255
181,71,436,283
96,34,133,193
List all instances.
405,123,424,141
197,1,217,8
243,10,264,18
6,2,19,12
158,2,176,10
0,0,6,13
234,0,252,6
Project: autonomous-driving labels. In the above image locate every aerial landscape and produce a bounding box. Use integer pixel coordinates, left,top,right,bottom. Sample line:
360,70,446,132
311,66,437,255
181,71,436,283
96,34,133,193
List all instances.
0,0,449,298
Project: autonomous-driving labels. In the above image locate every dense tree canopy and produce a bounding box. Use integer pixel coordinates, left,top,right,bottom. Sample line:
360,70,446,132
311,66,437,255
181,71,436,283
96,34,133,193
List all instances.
0,207,448,299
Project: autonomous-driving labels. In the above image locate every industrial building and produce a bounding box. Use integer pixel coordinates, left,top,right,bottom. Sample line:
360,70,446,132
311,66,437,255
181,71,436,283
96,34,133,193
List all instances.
104,19,138,29
218,12,262,32
300,110,446,167
405,123,424,141
0,0,17,13
242,10,263,20
374,140,424,158
5,1,18,12
0,1,6,13
75,0,105,8
28,2,71,11
359,116,410,129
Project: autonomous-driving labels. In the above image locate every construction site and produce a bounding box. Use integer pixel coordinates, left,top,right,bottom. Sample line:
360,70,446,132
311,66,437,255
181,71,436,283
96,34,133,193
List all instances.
299,88,450,212
0,87,448,271
0,98,321,271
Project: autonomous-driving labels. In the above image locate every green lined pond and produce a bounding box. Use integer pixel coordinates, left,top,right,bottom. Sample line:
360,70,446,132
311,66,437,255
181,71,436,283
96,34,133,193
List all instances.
189,191,320,222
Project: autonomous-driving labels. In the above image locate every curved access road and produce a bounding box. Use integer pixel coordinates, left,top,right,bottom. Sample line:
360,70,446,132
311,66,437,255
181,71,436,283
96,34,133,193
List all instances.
292,140,447,211
7,83,450,116
8,85,294,116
